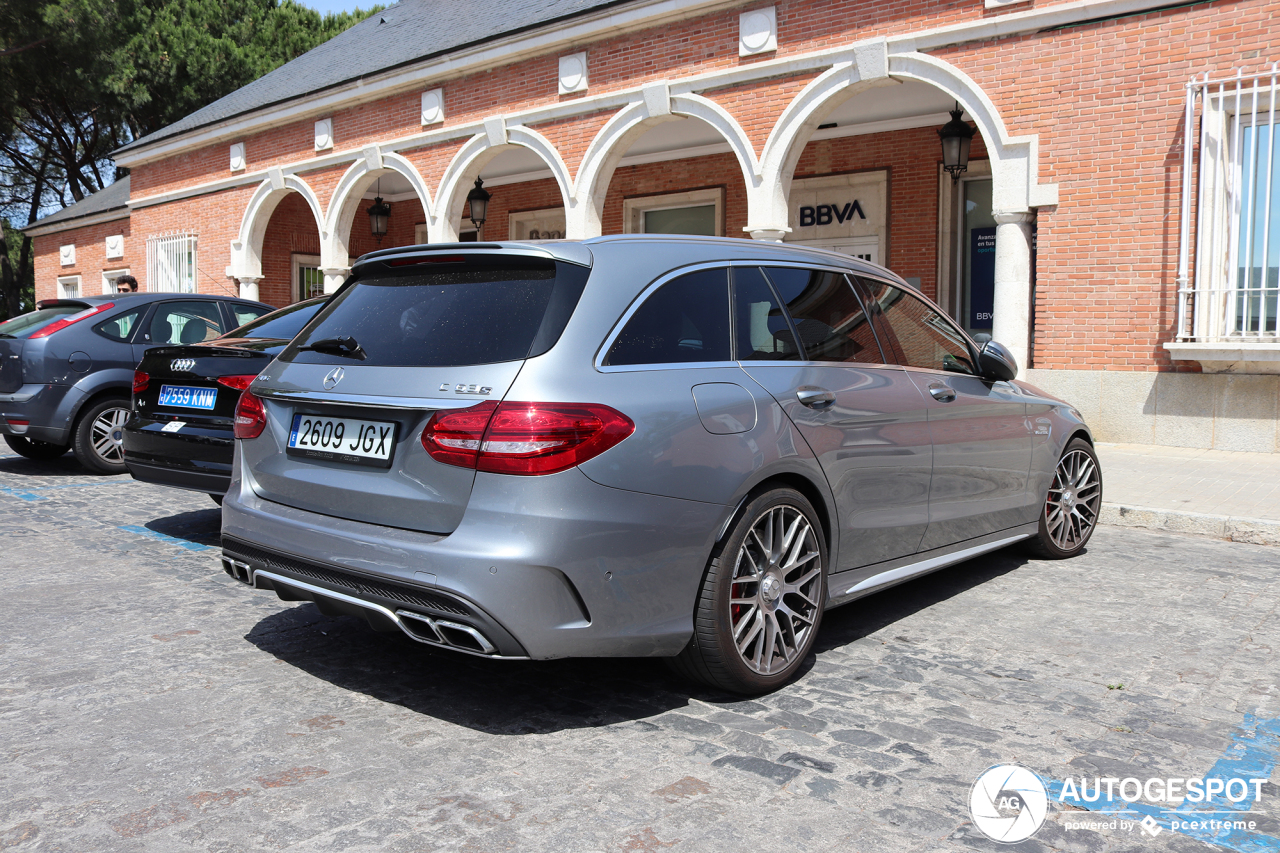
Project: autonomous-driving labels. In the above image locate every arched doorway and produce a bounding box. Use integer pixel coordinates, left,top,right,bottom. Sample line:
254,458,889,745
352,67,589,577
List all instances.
228,173,324,305
322,151,433,292
759,49,1056,371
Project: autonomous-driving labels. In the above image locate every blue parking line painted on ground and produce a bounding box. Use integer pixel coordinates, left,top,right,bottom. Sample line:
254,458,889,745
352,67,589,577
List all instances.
117,524,212,552
1047,714,1280,852
0,485,49,501
0,481,133,502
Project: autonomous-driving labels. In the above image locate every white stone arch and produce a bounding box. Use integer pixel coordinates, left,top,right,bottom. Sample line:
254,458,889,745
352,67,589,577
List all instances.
758,43,1058,373
322,146,433,290
568,86,762,239
228,170,325,301
429,122,573,243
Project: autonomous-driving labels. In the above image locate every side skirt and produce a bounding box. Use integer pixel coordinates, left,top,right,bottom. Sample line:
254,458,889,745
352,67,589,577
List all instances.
825,523,1038,609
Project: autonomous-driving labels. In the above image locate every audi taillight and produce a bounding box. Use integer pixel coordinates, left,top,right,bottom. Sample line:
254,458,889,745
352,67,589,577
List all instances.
132,370,150,395
421,401,634,476
29,302,115,339
234,390,266,439
217,375,257,391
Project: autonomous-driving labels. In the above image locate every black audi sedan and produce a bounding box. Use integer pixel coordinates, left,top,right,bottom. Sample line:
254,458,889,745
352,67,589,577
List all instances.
123,296,327,501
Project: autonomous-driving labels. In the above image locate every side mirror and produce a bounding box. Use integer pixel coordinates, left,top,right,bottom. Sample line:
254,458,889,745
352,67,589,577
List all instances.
978,340,1018,382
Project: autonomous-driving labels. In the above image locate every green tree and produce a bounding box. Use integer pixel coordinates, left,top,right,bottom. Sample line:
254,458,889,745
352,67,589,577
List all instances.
0,0,381,319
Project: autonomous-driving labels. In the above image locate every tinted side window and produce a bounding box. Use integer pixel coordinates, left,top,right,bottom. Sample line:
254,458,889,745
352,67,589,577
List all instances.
226,299,324,340
94,308,144,342
732,267,800,361
232,303,271,327
147,301,226,345
858,278,976,374
763,267,884,364
605,268,730,366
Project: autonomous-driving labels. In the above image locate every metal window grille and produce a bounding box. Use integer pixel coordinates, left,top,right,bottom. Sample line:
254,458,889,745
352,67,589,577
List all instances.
146,233,198,293
298,265,325,300
1177,64,1280,342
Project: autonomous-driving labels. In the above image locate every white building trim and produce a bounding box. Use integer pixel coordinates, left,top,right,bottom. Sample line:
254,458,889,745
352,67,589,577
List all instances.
228,173,325,289
113,0,1194,172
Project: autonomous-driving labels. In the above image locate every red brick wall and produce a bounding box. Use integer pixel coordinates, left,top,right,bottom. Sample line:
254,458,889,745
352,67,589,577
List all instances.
33,218,136,303
40,0,1280,372
933,0,1280,371
126,0,1002,199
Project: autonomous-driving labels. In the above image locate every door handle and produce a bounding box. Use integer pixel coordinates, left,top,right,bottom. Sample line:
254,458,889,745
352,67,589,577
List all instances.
796,386,835,408
928,383,957,403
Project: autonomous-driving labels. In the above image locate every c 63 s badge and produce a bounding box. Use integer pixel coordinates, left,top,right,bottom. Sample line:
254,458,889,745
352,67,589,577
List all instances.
440,383,492,395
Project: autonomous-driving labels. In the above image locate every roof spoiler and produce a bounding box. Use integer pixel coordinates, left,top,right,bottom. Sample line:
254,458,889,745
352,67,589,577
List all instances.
36,299,92,310
353,241,593,270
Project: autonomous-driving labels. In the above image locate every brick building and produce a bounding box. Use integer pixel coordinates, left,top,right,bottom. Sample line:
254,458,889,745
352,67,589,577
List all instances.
24,0,1280,450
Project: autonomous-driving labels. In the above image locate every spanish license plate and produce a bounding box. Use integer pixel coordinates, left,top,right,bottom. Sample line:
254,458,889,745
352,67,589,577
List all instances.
287,413,397,468
158,384,218,410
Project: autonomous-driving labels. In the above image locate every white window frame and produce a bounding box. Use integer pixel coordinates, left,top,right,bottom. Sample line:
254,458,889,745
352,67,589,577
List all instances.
1173,67,1280,360
292,254,324,302
102,268,132,295
56,275,81,299
146,233,198,293
623,188,723,236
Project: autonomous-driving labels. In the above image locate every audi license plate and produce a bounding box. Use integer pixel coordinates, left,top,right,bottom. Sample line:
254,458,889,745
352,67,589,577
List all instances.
287,413,397,468
158,384,217,410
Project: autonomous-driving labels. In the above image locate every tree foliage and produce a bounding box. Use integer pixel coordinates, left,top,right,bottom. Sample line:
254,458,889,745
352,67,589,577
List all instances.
0,0,381,319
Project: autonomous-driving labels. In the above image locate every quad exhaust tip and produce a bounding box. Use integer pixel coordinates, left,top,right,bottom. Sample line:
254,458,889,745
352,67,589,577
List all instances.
221,559,511,658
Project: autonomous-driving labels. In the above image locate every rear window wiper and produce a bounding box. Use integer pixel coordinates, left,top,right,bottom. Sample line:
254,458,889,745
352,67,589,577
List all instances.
296,335,367,360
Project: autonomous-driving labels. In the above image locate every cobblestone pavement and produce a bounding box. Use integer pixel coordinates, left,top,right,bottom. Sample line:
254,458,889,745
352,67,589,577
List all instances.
1,447,1278,853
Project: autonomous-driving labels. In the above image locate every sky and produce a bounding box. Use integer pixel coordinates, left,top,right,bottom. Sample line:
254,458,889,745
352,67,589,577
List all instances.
297,0,388,14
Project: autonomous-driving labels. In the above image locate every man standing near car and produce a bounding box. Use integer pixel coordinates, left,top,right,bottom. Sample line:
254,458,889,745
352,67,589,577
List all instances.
116,275,139,293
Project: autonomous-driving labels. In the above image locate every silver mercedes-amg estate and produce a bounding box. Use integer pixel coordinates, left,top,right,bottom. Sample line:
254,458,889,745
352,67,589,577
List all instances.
220,235,1101,694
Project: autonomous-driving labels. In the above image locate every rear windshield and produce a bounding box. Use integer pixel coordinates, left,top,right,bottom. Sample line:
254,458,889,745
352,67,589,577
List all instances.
224,298,326,341
283,257,588,367
0,305,86,339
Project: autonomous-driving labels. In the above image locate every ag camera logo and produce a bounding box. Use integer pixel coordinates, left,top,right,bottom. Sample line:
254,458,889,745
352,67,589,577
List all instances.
969,765,1049,843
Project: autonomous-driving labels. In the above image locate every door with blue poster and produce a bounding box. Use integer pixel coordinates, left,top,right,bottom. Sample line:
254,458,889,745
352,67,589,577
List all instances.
962,178,996,337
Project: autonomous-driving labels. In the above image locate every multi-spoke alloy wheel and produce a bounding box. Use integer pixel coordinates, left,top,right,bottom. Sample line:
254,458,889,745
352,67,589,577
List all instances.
1028,438,1103,559
672,487,827,694
729,505,823,675
72,397,132,474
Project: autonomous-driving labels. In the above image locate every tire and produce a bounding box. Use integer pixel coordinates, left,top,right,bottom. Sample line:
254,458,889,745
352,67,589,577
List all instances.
1026,437,1103,559
672,487,827,695
4,435,70,460
71,397,132,475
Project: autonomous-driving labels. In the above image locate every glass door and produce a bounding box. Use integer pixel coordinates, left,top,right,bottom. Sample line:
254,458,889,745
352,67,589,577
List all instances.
959,178,996,337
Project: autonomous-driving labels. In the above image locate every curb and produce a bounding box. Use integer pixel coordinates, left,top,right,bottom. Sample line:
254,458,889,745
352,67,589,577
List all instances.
1100,503,1280,546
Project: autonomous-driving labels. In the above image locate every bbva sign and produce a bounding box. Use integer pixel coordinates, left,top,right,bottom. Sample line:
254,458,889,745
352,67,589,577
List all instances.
797,201,867,227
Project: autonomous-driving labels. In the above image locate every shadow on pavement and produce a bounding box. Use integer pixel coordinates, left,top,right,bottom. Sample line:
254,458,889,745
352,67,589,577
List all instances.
0,453,98,478
814,545,1033,654
145,507,222,547
240,544,1038,733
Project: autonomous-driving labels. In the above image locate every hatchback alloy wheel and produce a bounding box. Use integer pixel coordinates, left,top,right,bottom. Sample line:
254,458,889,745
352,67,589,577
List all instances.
72,397,132,474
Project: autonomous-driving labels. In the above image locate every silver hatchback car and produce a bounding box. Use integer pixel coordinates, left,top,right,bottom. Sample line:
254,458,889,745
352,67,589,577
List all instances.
221,236,1101,694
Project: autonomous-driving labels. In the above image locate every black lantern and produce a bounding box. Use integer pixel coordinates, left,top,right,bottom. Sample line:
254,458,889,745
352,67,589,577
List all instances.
938,103,975,182
367,182,391,243
466,177,491,238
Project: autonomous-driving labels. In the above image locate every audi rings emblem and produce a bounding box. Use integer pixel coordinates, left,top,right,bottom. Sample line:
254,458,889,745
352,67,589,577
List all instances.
170,358,196,372
322,367,345,390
